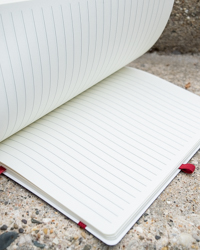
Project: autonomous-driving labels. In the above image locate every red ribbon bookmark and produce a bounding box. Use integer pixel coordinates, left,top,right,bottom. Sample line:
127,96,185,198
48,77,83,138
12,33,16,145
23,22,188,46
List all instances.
179,164,195,174
0,166,6,174
78,221,87,229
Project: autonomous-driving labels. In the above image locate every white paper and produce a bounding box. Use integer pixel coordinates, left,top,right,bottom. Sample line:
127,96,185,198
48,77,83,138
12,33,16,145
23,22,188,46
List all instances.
0,0,174,141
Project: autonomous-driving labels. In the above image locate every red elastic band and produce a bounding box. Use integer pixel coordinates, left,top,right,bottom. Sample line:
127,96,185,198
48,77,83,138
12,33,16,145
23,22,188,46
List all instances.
0,166,6,174
78,221,87,229
179,164,195,174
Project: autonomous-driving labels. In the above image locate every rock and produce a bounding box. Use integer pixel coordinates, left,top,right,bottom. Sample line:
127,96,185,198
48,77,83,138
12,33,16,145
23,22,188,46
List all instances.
53,237,59,244
139,236,144,240
19,228,24,233
0,231,19,250
155,235,161,240
81,231,87,239
31,218,42,224
192,233,200,242
135,227,143,234
14,223,18,229
32,240,45,249
42,218,51,223
0,225,8,231
18,235,32,246
43,228,48,235
82,245,92,250
179,233,195,247
21,219,27,224
79,237,83,244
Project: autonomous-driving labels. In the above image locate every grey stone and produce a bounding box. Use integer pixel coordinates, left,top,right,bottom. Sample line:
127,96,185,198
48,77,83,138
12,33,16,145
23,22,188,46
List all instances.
21,219,27,224
19,228,24,233
0,225,8,231
31,218,42,224
0,232,19,250
82,245,92,250
32,240,46,249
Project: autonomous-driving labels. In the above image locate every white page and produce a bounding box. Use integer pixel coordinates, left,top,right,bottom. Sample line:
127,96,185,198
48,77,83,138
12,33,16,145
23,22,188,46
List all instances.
0,0,174,141
1,67,200,244
0,0,30,4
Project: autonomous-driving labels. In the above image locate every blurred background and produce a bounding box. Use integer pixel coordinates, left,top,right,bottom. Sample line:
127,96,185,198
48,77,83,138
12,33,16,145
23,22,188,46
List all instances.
152,0,200,53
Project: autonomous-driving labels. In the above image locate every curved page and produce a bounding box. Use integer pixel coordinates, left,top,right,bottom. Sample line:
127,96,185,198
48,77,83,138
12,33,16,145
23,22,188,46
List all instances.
0,0,174,141
1,67,200,245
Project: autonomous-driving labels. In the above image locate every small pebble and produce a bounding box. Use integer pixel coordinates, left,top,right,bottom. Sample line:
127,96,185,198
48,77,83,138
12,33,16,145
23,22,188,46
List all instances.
0,225,8,231
53,237,59,244
42,218,51,223
32,240,45,249
43,228,48,235
21,219,27,224
14,223,18,229
179,233,195,247
31,218,42,224
191,245,197,249
79,237,83,245
18,228,24,233
18,234,32,245
155,235,161,240
135,227,143,234
81,231,87,239
74,235,78,240
83,245,92,250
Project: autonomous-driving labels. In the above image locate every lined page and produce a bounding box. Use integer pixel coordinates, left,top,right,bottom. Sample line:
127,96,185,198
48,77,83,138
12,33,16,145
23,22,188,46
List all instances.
1,67,200,242
0,0,174,141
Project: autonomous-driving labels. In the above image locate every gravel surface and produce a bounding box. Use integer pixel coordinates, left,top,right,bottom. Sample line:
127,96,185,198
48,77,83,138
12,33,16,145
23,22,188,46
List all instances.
0,53,200,250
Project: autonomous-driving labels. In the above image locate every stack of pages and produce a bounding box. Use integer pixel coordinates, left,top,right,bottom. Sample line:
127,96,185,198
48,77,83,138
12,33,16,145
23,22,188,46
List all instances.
0,0,200,245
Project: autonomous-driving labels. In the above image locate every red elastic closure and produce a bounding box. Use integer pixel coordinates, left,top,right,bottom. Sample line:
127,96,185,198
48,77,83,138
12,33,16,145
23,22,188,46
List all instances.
179,164,195,174
78,221,87,229
0,166,6,174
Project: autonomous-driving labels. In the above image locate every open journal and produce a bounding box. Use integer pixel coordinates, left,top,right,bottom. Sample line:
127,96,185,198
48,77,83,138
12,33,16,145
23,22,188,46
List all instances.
1,0,200,245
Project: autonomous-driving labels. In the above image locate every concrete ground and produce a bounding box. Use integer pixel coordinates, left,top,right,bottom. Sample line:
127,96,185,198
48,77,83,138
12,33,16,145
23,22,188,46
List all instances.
152,0,200,53
0,53,200,250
